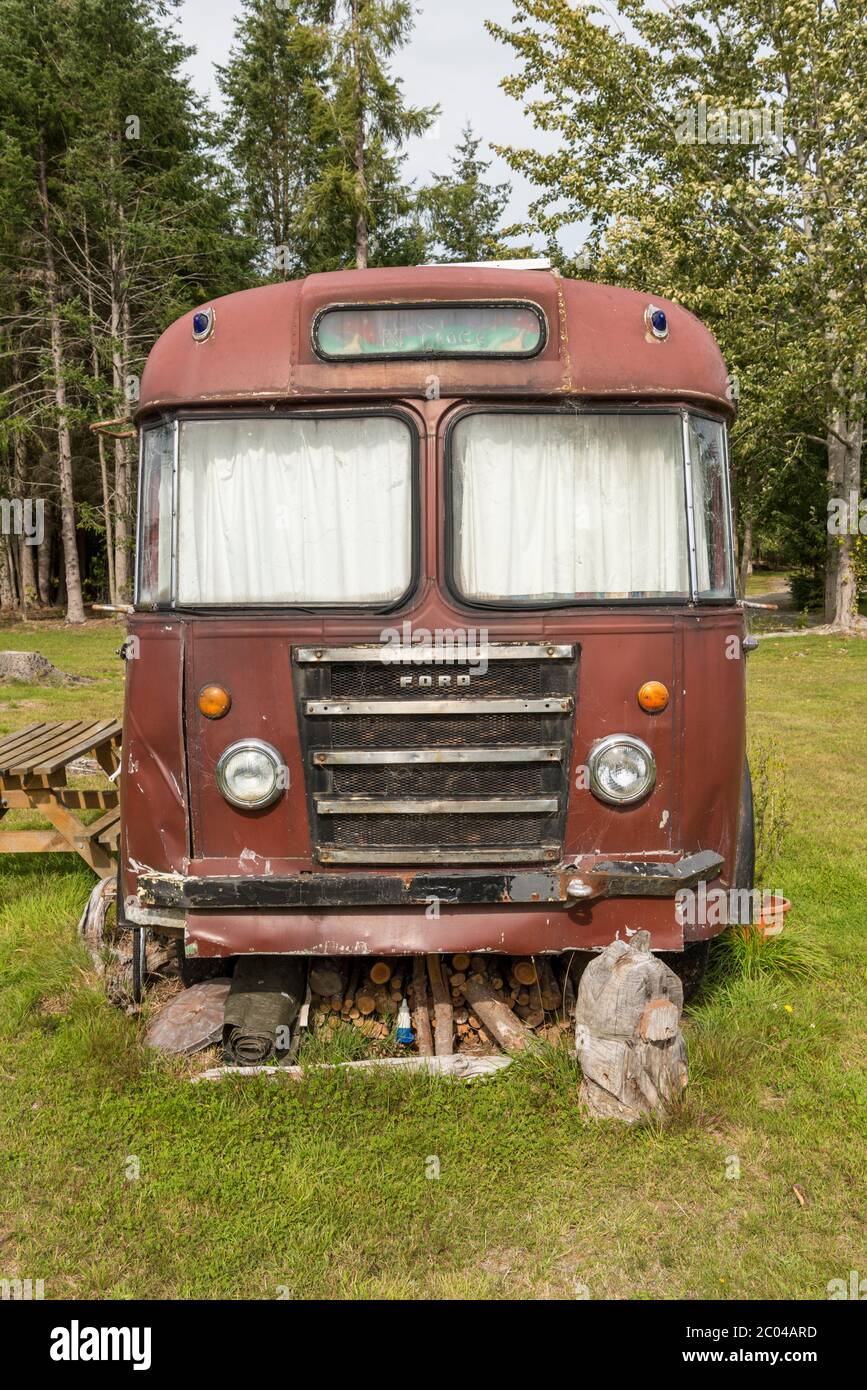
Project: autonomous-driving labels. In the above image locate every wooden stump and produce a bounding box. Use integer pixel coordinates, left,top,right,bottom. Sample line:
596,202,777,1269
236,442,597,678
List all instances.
574,931,687,1122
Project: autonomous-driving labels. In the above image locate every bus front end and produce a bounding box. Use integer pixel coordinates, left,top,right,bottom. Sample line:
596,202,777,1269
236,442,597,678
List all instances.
121,267,748,976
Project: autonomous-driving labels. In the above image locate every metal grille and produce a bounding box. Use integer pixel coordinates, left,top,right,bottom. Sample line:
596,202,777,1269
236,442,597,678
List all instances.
295,644,577,864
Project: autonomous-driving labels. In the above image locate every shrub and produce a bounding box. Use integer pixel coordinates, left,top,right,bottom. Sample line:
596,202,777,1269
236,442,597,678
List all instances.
748,735,791,887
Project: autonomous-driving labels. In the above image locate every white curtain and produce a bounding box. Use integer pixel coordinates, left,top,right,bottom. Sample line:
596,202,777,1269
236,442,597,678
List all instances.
176,416,412,604
452,413,689,600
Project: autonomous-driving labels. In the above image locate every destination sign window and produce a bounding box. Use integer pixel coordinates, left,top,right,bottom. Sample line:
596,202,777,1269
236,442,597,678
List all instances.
313,301,546,360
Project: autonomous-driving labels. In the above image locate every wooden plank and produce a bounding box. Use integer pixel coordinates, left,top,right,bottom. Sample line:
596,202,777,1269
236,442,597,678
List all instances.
89,806,121,839
412,956,433,1057
7,720,108,775
0,722,75,769
99,821,121,849
0,789,48,808
10,719,110,767
6,719,92,753
427,955,454,1056
0,723,50,761
36,796,115,873
0,830,72,853
4,721,100,772
57,789,118,810
93,739,121,777
31,719,123,773
193,1055,514,1083
19,719,114,772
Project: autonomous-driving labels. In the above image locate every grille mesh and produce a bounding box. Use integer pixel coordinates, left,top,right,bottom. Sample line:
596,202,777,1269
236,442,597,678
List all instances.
330,660,542,699
331,812,558,848
331,713,547,748
332,762,548,797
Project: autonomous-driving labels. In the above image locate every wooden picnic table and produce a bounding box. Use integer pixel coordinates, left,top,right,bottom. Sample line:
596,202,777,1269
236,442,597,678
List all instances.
0,719,122,877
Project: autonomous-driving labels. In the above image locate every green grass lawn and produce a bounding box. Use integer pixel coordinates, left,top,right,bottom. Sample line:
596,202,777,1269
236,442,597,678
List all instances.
0,623,865,1300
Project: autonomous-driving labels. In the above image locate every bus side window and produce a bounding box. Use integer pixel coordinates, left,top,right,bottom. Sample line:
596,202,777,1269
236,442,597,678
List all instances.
138,424,174,606
690,418,733,598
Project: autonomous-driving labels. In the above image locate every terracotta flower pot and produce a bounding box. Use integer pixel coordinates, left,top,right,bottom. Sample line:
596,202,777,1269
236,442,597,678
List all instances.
755,894,791,938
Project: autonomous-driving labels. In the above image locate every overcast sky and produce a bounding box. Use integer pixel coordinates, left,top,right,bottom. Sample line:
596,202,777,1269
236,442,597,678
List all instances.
174,0,573,254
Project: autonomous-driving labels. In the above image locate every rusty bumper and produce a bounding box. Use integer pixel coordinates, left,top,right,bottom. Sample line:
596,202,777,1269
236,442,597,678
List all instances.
136,850,723,912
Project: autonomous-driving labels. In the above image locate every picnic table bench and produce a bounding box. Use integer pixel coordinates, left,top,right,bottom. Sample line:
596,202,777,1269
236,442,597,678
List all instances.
0,719,122,877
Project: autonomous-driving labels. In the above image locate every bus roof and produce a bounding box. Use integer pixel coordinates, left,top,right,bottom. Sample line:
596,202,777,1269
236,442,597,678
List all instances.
137,265,732,420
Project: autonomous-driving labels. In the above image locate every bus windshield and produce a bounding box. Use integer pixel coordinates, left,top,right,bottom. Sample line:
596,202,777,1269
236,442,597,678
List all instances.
449,410,731,603
137,407,732,609
138,414,414,606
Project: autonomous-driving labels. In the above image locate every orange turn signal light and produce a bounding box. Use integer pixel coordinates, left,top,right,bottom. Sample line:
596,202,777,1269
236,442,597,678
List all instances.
637,680,669,713
198,683,232,719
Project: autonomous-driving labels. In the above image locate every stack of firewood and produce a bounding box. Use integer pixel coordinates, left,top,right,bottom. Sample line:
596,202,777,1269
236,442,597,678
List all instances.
308,958,408,1041
307,954,585,1056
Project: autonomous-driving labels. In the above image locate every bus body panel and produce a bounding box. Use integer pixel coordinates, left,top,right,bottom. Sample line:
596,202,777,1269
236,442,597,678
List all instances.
120,608,744,956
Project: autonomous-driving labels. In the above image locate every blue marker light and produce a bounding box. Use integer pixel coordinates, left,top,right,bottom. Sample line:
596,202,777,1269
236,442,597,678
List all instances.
192,308,214,341
645,304,669,340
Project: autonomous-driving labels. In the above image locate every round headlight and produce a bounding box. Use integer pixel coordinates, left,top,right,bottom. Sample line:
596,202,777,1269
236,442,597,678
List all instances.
215,739,284,809
587,734,656,805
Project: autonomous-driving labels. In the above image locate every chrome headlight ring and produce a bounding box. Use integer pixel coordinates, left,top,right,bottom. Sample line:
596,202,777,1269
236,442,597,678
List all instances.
587,733,657,805
215,738,284,810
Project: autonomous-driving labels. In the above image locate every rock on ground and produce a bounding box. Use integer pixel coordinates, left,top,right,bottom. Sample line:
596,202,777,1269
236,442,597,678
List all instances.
0,650,91,684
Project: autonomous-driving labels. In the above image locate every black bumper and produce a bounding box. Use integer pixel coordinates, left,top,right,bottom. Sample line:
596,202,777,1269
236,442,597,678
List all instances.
136,850,724,911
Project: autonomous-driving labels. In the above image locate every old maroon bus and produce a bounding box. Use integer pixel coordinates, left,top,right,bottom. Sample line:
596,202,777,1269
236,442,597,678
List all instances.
121,264,753,1000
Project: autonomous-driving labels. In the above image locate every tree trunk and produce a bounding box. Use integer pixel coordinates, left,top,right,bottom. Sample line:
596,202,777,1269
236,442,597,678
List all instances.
351,0,368,270
109,239,131,602
119,277,135,599
11,351,38,613
0,538,15,612
83,215,117,606
17,533,37,615
824,390,863,631
737,514,753,599
36,138,85,625
37,504,53,605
